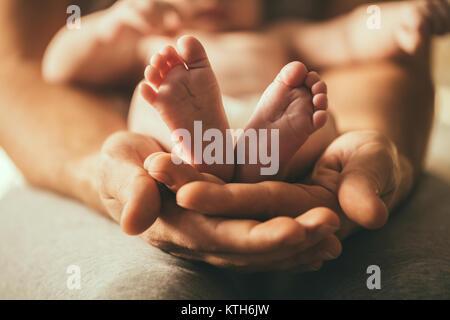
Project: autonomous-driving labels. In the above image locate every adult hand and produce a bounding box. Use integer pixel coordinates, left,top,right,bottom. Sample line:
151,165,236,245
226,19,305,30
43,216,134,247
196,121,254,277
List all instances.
143,153,342,272
97,132,341,272
167,131,414,239
142,195,341,272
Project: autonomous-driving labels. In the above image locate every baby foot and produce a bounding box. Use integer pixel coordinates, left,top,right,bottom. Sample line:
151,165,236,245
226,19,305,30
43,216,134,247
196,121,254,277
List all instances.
140,36,233,182
349,0,450,60
234,62,328,183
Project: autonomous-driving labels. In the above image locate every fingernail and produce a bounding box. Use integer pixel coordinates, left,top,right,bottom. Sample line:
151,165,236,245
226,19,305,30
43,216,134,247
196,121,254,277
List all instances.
143,153,162,169
322,251,338,261
317,224,339,237
309,262,323,271
121,202,129,217
149,171,173,188
119,202,130,227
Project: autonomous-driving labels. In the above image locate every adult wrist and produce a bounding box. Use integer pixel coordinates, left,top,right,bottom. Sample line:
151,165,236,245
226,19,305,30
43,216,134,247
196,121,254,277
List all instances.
62,152,107,215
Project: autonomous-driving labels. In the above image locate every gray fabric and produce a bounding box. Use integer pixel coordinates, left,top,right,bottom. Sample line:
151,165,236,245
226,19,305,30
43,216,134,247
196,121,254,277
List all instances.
0,188,243,299
0,174,448,299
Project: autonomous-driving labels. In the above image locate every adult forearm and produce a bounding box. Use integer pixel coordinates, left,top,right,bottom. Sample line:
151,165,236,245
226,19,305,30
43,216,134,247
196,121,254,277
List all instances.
0,58,127,212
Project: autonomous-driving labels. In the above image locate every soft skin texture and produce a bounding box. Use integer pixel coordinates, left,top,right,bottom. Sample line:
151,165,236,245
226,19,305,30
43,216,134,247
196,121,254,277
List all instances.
0,0,435,272
233,62,329,182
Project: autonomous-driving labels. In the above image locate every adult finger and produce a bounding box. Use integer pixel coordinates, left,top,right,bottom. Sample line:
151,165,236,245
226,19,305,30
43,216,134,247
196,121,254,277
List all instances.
176,180,336,219
200,235,339,273
144,152,224,193
202,209,341,272
146,201,340,255
276,234,342,272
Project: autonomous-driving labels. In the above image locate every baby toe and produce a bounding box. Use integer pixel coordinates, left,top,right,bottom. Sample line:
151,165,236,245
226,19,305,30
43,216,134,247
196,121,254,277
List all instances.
311,80,327,95
276,61,308,88
313,93,328,110
177,35,210,69
312,110,328,130
140,81,157,103
145,65,163,88
151,53,170,76
305,71,321,89
160,45,183,68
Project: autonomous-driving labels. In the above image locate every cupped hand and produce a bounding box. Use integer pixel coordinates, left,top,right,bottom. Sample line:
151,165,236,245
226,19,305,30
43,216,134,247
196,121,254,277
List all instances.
144,153,342,272
97,131,341,272
156,131,414,239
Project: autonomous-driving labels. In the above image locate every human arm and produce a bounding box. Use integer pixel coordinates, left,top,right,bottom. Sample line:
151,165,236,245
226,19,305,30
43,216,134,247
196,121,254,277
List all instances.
0,0,128,212
42,0,182,86
274,0,449,70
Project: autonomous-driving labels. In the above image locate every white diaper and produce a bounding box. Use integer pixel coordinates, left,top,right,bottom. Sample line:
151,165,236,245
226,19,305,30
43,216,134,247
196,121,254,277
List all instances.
222,94,260,130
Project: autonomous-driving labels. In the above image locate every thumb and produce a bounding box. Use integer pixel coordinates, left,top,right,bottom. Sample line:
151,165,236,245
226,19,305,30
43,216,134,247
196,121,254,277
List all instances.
331,133,398,229
120,173,161,235
338,169,389,230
